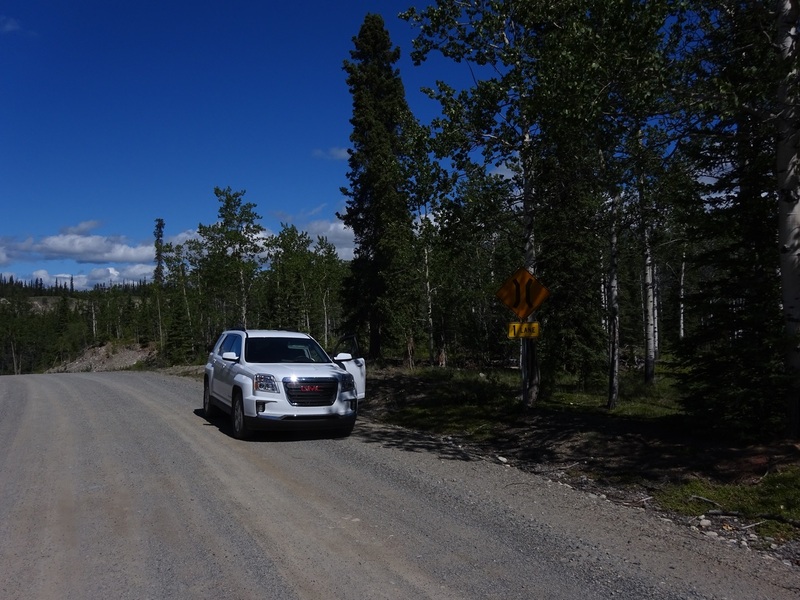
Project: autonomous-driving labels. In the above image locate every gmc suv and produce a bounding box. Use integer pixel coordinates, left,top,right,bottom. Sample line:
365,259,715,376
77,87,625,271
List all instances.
203,329,366,439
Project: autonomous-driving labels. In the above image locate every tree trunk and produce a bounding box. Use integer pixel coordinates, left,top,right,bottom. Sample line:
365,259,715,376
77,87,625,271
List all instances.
679,249,686,341
321,288,329,348
156,295,164,355
607,194,620,409
653,263,661,360
238,266,247,329
10,338,19,376
776,0,800,437
91,301,97,341
521,131,540,407
643,239,656,384
423,246,435,365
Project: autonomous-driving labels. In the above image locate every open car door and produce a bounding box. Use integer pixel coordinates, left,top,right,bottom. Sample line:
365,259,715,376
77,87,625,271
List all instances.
332,334,366,401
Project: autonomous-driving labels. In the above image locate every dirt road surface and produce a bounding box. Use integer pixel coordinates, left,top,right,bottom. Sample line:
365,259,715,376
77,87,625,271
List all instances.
1,372,797,599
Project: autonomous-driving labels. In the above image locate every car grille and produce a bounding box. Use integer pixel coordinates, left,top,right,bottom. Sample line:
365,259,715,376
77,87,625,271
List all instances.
283,377,338,406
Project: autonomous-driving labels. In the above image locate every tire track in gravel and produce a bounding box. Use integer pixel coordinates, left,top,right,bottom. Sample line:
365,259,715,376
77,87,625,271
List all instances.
2,372,799,600
0,374,296,600
105,372,481,599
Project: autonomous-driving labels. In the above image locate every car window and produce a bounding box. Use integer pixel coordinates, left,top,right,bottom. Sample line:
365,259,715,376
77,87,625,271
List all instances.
229,335,242,357
220,333,240,356
245,337,331,364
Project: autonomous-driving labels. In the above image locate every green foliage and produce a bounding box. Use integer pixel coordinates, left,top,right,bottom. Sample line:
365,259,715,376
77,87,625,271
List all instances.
192,186,266,330
674,1,787,439
3,1,798,443
655,468,800,542
339,14,418,358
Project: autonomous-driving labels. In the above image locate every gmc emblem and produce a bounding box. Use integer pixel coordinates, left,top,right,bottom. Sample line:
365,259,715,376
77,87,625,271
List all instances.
300,385,321,392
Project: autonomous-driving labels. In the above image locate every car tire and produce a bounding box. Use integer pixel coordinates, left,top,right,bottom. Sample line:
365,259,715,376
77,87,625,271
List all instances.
334,409,357,438
203,379,219,419
232,392,250,440
334,422,355,438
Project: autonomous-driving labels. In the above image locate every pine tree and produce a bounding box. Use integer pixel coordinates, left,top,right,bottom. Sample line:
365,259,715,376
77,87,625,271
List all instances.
676,1,786,437
339,14,417,359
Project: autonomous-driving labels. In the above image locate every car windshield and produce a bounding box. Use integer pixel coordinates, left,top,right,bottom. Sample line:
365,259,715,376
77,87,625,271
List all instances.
245,337,331,364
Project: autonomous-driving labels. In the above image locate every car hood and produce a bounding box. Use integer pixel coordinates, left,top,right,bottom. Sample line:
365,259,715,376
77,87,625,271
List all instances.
244,362,349,379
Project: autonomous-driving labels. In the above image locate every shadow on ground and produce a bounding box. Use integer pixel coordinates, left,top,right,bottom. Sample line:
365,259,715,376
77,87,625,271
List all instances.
355,369,800,489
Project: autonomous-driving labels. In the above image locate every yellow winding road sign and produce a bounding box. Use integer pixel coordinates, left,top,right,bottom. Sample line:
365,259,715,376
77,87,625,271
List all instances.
496,268,550,320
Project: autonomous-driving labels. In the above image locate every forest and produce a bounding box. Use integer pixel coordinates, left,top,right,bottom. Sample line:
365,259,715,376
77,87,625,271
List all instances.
2,1,800,440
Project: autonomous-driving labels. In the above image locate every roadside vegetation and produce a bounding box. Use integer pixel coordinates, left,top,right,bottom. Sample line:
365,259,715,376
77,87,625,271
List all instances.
2,2,800,541
364,363,800,543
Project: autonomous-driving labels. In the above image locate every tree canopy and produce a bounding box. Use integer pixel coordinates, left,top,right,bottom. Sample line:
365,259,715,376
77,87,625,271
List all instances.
4,1,800,439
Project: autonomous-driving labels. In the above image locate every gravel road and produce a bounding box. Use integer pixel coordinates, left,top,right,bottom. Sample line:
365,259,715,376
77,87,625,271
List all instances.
0,372,797,600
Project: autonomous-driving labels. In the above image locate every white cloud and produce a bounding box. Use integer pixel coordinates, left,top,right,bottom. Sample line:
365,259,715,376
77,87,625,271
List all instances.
25,263,157,290
120,263,157,281
0,16,21,34
168,228,199,246
35,233,153,263
312,147,349,161
87,266,120,283
306,203,327,217
304,219,354,260
61,220,102,235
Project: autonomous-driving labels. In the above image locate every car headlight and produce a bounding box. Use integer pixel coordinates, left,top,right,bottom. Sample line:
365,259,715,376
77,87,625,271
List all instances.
340,373,355,393
254,374,279,394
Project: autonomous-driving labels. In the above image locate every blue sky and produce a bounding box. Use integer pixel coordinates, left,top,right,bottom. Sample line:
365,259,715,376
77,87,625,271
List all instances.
1,1,456,290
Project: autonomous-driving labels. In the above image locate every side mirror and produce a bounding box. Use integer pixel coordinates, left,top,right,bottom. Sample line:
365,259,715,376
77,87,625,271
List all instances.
333,352,353,362
222,351,239,362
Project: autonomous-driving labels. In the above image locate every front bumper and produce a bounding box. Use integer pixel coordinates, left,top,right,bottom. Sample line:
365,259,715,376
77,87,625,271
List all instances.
243,411,357,431
242,390,358,431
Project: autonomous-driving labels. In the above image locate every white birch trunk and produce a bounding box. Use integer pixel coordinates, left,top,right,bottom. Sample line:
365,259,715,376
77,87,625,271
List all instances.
643,237,656,384
321,288,329,348
423,245,435,365
11,338,19,375
776,0,800,436
238,266,247,329
91,301,97,341
653,263,660,360
521,132,540,407
607,194,620,409
679,250,686,341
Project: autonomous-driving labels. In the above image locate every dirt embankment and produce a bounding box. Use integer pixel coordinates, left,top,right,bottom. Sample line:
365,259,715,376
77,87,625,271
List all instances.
47,343,155,374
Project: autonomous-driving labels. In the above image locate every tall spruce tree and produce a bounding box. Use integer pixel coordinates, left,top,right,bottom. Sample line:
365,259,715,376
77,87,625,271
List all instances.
776,0,800,437
676,1,786,437
339,14,417,359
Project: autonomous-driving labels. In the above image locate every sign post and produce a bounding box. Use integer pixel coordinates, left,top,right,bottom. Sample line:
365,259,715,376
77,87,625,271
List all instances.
496,268,550,406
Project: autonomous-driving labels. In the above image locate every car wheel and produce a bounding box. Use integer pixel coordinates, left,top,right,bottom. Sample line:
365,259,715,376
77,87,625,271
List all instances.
232,392,250,440
334,410,357,438
334,421,355,438
203,379,218,419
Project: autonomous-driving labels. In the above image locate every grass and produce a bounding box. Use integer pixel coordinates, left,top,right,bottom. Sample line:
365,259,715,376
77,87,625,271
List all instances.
376,365,686,437
654,467,800,542
381,367,522,441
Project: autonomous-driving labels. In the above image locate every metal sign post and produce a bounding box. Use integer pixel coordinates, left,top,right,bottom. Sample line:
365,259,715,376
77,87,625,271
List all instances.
496,268,550,406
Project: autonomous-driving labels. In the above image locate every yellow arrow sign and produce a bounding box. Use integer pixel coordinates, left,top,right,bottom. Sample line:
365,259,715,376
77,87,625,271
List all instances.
508,322,541,339
496,268,550,319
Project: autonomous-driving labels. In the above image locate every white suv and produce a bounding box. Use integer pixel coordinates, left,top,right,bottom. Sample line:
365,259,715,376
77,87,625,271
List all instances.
203,329,366,439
